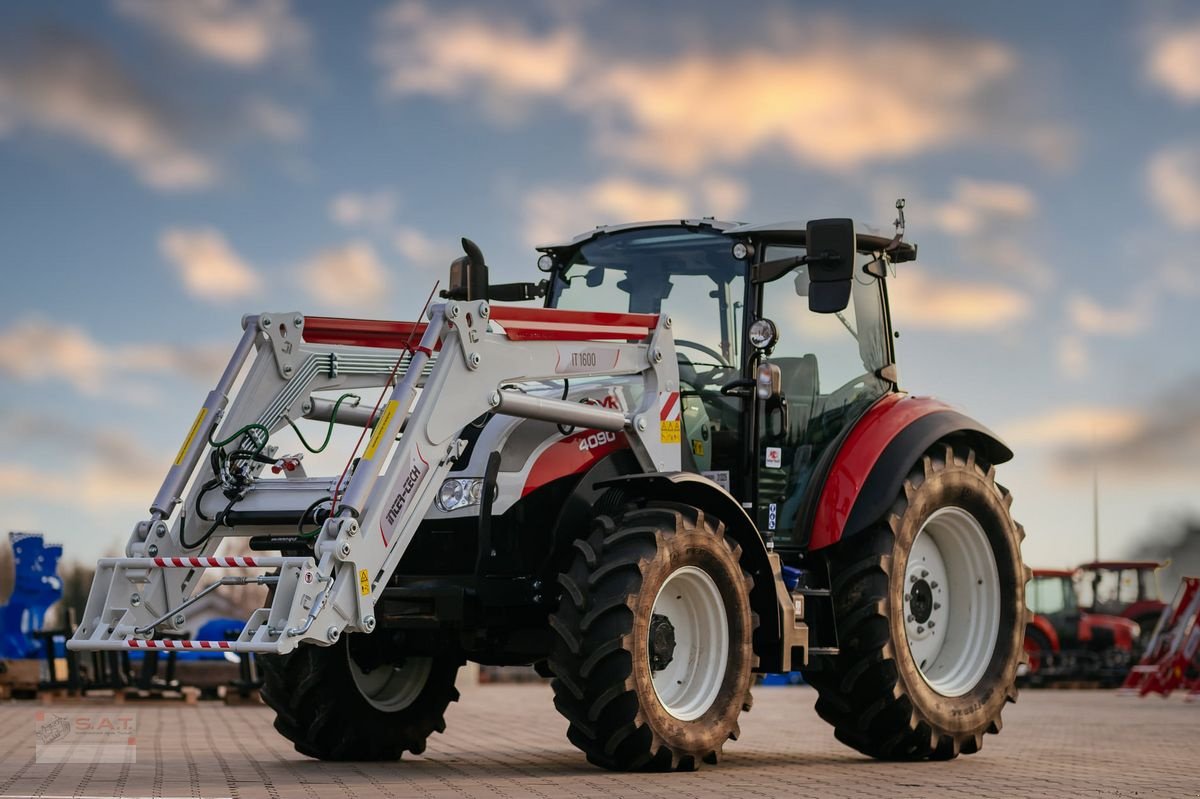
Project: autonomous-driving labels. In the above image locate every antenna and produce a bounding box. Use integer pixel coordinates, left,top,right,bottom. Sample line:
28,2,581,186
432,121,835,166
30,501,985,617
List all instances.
884,198,907,254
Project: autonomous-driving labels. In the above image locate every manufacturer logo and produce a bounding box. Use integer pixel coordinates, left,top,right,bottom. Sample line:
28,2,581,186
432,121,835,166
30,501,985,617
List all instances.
380,446,428,545
765,447,782,468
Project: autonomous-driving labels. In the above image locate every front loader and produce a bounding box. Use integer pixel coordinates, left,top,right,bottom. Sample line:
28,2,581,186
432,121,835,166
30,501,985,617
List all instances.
70,210,1028,769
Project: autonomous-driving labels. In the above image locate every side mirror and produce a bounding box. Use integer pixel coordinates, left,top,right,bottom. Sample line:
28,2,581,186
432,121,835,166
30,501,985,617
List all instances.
444,238,489,300
806,218,856,313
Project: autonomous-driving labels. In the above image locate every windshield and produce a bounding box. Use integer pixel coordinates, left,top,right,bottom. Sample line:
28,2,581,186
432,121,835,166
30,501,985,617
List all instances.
550,227,745,371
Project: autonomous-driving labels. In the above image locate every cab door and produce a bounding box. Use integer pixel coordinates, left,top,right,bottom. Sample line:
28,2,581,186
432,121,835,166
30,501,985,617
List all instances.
750,246,894,549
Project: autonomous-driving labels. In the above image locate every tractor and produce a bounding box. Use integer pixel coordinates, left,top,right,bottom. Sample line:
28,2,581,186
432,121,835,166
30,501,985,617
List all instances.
1023,568,1138,685
69,211,1028,769
1075,560,1169,634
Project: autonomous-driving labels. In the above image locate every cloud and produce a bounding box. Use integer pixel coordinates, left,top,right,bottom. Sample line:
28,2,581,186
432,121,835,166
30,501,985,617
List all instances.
1145,21,1200,104
886,266,1031,331
929,178,1037,236
329,190,398,230
374,4,1063,174
393,226,456,269
300,242,390,308
374,2,582,99
1066,293,1152,336
0,29,215,189
1053,374,1200,477
242,96,305,142
1057,335,1089,379
1146,144,1200,229
114,0,308,70
160,227,262,301
522,175,747,246
1002,406,1144,448
0,316,225,396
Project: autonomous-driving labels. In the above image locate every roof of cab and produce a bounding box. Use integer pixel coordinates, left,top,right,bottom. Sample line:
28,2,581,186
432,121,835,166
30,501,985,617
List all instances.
536,218,918,262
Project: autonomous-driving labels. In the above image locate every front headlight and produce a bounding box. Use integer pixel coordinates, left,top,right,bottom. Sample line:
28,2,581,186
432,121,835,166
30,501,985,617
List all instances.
435,478,487,512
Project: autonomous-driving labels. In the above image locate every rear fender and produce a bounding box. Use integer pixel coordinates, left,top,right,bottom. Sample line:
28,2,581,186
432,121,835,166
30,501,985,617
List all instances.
809,394,1013,551
595,472,795,671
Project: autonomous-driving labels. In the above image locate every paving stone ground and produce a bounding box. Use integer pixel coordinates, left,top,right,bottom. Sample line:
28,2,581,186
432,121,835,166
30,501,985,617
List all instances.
0,684,1197,798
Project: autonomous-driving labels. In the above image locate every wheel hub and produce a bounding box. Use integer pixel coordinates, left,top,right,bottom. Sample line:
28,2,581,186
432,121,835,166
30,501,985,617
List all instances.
648,613,677,671
909,578,934,624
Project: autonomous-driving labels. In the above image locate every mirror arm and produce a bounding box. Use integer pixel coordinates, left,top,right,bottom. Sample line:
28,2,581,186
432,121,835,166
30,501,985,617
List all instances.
751,255,805,284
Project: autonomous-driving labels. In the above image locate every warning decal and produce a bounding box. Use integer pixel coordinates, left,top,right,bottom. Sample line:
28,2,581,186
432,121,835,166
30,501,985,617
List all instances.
659,390,681,443
363,400,399,461
359,568,370,596
174,408,208,467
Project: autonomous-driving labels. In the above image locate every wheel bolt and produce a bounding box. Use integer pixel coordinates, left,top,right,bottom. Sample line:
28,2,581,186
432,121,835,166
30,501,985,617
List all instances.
933,602,941,610
917,626,925,634
920,570,929,578
929,621,935,628
907,615,914,623
910,575,918,583
930,581,939,589
905,593,911,602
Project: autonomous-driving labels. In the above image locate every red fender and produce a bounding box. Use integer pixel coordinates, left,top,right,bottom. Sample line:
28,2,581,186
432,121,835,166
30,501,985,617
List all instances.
809,394,1007,550
1079,613,1140,651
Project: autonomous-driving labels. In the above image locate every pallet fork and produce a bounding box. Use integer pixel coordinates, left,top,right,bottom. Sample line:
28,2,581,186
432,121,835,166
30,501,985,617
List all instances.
69,299,681,656
1121,576,1200,698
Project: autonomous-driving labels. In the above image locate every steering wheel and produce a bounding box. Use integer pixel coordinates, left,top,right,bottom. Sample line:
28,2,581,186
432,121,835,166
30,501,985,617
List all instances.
675,339,732,369
675,339,738,391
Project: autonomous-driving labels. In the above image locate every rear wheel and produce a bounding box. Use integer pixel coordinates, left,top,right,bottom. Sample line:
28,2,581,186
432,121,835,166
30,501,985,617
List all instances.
260,633,461,761
548,502,755,771
803,443,1028,760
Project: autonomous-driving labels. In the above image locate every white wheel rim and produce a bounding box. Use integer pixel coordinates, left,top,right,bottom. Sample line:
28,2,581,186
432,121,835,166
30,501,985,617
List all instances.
649,565,729,721
348,645,433,712
904,506,1000,697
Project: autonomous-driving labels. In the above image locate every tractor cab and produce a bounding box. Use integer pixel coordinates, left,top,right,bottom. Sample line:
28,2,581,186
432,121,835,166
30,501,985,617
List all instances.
539,218,915,547
1074,560,1169,632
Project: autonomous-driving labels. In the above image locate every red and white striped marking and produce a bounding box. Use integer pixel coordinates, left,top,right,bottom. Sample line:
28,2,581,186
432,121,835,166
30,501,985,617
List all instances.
126,639,231,650
660,391,681,422
490,307,659,342
151,556,259,568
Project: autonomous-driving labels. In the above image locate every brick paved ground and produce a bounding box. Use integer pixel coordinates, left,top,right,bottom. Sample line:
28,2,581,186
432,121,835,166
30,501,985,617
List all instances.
0,685,1196,798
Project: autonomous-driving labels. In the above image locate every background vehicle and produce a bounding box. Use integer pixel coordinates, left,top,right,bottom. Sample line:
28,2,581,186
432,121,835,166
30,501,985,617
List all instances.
70,211,1028,770
1075,560,1168,634
1024,569,1138,685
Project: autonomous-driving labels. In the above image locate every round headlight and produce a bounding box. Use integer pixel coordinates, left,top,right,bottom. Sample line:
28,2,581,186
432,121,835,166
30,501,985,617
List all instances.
749,318,778,351
537,254,555,272
731,241,753,261
437,479,465,511
466,480,484,505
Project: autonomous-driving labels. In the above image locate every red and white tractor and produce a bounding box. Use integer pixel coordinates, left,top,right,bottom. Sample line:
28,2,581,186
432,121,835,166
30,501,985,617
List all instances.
1074,560,1169,634
69,212,1028,769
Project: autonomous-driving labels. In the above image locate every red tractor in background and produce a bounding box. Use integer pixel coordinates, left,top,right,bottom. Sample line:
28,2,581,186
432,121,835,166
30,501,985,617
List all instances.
1075,560,1169,634
1023,569,1139,685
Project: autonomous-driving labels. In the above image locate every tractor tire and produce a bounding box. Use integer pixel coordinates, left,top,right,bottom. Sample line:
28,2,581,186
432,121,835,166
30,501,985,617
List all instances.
548,502,755,771
259,634,461,761
803,442,1028,760
1020,626,1053,685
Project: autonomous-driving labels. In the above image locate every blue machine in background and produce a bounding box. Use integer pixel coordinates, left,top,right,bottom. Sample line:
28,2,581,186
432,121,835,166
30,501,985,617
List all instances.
0,532,63,659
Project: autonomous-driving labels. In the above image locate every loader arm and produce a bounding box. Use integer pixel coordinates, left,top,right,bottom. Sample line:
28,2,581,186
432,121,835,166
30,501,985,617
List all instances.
69,300,681,655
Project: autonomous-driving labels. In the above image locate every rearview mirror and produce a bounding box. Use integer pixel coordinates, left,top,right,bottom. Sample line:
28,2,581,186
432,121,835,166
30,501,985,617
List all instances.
805,218,856,313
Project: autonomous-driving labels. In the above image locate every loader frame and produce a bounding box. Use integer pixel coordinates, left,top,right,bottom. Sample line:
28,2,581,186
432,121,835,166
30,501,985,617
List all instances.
70,300,685,655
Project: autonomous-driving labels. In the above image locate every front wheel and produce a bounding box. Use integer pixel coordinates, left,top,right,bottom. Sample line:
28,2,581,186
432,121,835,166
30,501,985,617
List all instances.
804,442,1028,760
548,502,755,771
260,633,461,761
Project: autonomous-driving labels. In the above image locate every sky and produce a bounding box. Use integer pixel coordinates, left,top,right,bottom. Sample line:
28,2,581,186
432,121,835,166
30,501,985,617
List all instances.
0,0,1198,570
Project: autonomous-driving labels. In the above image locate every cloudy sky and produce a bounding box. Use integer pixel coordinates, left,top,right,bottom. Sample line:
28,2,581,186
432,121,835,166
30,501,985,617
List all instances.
0,1,1198,569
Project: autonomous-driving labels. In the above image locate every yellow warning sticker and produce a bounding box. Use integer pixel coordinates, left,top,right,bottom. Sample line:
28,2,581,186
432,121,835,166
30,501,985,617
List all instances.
691,439,705,457
363,400,398,460
359,568,370,596
174,408,208,466
660,420,681,444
